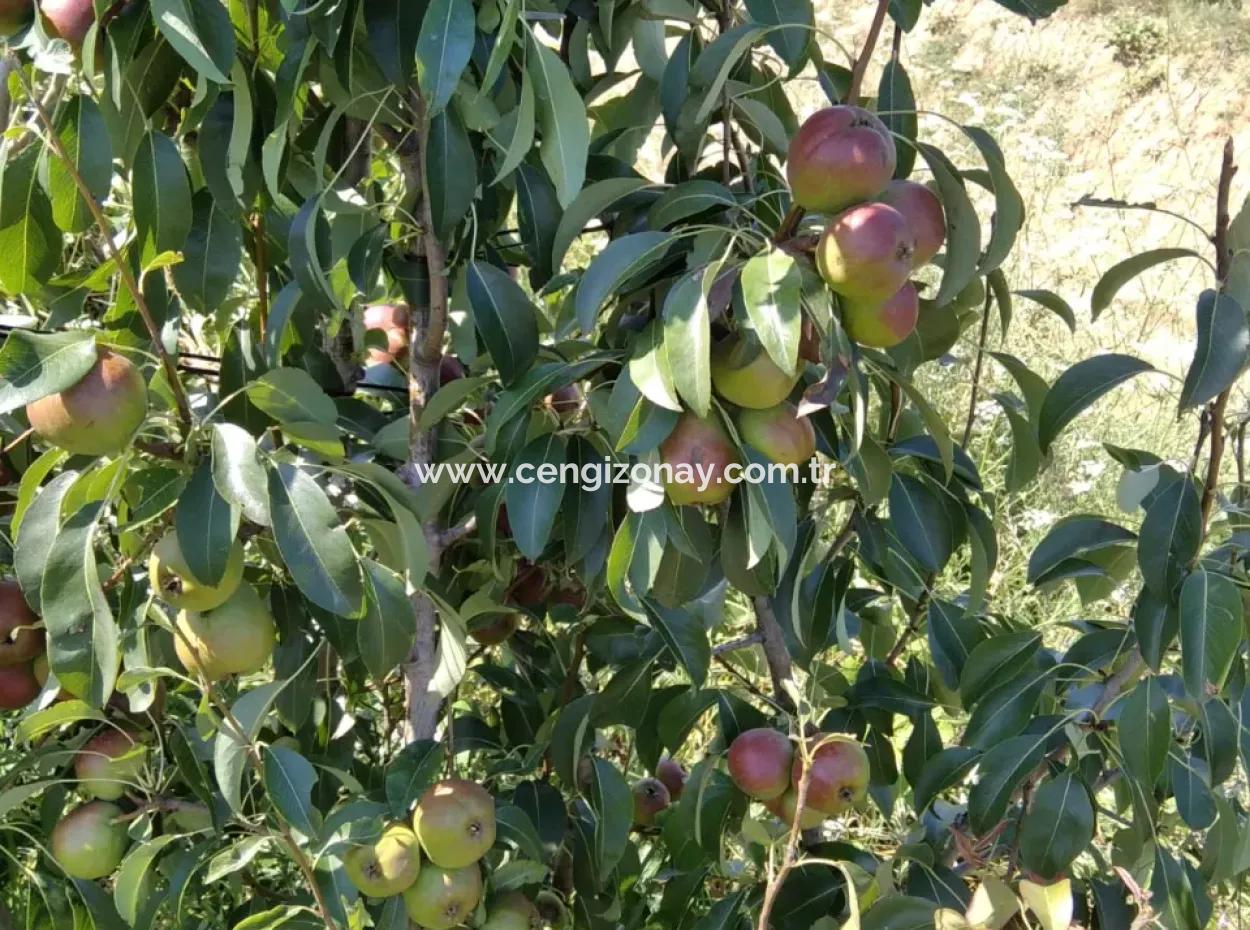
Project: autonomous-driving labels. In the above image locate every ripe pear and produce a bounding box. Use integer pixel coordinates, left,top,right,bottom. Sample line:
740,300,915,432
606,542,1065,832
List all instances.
841,282,920,349
41,0,95,46
363,303,410,365
816,203,915,302
727,728,793,801
877,180,946,268
74,727,147,800
786,106,897,214
25,348,148,456
413,779,496,869
737,403,816,467
148,531,245,611
656,756,687,800
0,662,39,709
659,412,738,507
174,584,277,681
0,580,43,665
482,892,542,930
402,863,483,930
710,336,800,409
344,823,422,898
50,801,128,879
792,736,870,815
632,777,671,827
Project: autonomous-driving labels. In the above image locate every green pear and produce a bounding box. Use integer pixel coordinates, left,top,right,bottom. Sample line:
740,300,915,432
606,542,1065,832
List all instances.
413,779,496,868
148,532,245,611
344,823,422,898
402,863,483,929
174,584,276,681
482,892,542,930
50,801,128,879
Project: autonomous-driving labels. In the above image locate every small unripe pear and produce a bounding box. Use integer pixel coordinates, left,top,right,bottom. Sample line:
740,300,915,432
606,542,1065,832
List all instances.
402,863,483,930
710,337,801,409
656,756,687,800
482,892,542,930
174,585,276,681
74,727,147,800
148,532,245,611
344,823,422,898
764,789,825,830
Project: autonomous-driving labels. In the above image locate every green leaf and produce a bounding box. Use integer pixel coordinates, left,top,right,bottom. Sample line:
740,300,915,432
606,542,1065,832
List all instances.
1118,676,1170,786
962,125,1024,276
211,423,271,526
1027,515,1136,584
574,232,675,332
45,96,112,233
364,0,421,88
466,260,539,387
645,600,711,686
214,681,286,812
588,759,633,880
386,740,444,817
691,25,767,124
964,669,1050,749
268,463,365,617
288,198,335,309
647,180,734,230
173,190,243,314
1091,248,1203,320
358,560,417,681
263,745,322,838
917,143,981,306
662,269,712,417
0,146,60,294
113,835,181,925
912,747,980,813
879,60,917,178
1019,773,1095,879
861,897,938,930
246,368,338,426
525,34,589,207
415,0,474,114
0,329,97,416
1015,289,1076,333
505,433,567,560
1179,290,1248,409
968,733,1049,834
131,131,192,263
740,247,802,376
959,631,1041,704
888,474,954,573
1038,354,1154,453
1179,568,1243,699
553,177,650,271
14,470,74,613
152,0,236,82
1138,475,1201,602
40,502,117,706
425,109,477,240
176,458,240,587
743,0,811,70
491,74,535,184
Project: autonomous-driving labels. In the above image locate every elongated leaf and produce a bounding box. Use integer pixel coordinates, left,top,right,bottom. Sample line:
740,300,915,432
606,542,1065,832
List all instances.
0,330,96,416
1015,289,1076,333
963,125,1024,275
152,0,236,82
574,232,675,332
1179,290,1248,408
553,178,650,271
1118,676,1169,786
268,463,364,617
113,835,181,924
1027,515,1136,584
888,474,953,573
214,681,286,812
1138,475,1201,601
425,109,477,240
740,247,801,376
1091,248,1203,320
211,423,271,526
173,191,243,313
46,96,112,233
263,745,321,838
647,180,733,230
466,260,539,387
917,143,980,306
415,0,474,114
40,502,117,706
588,759,633,880
645,600,711,686
968,733,1048,834
505,433,566,560
743,0,812,70
15,471,76,614
131,131,192,263
1038,354,1154,453
1019,773,1094,880
0,145,60,294
364,0,421,87
176,459,240,587
663,269,712,417
1179,568,1242,699
246,368,338,426
879,60,917,178
525,35,588,207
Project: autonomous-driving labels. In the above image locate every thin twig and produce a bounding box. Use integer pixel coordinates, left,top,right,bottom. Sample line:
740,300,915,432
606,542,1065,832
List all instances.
2,428,32,455
845,0,892,105
712,632,764,656
438,514,478,547
961,287,994,448
884,582,931,666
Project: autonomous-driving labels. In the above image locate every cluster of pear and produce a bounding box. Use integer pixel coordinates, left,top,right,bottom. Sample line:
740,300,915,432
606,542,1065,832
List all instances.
0,581,45,709
148,532,277,681
51,727,150,879
727,728,870,828
344,778,538,930
789,105,945,349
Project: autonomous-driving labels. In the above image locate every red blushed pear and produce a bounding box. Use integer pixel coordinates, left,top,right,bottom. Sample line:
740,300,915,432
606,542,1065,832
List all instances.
841,282,920,349
727,728,793,801
786,106,897,214
41,0,95,46
656,756,687,800
737,402,816,467
74,727,148,801
710,336,800,409
0,0,32,34
816,203,915,302
50,801,129,880
25,347,148,456
363,303,410,364
632,777,671,827
0,580,43,666
468,612,519,646
0,662,39,709
659,412,738,507
792,736,870,815
439,354,466,385
878,180,946,269
413,779,496,869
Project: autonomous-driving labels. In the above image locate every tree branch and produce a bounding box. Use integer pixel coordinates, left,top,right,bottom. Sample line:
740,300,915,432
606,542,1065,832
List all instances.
752,596,796,712
845,0,891,106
